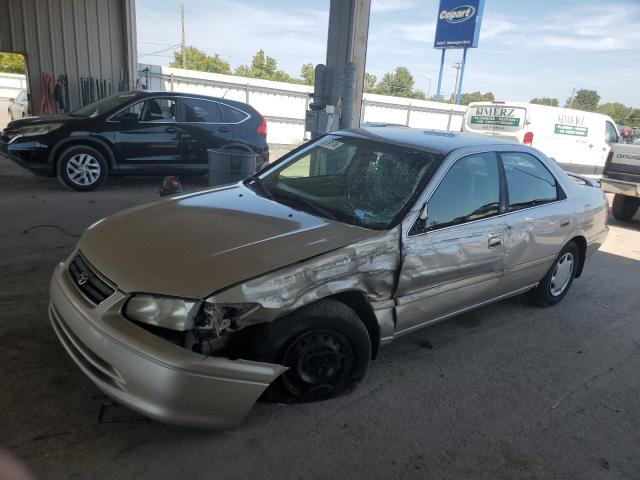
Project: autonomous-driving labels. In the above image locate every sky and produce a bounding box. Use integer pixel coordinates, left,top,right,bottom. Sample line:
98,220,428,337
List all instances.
136,0,640,107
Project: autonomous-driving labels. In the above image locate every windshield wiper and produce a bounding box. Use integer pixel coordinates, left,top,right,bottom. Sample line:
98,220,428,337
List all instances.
272,191,339,222
246,177,274,200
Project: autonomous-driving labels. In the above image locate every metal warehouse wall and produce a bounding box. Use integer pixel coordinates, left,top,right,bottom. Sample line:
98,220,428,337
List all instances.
0,0,137,113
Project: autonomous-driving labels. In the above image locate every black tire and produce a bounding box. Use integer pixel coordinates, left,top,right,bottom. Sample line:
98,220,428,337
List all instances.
530,241,579,306
57,145,108,191
612,194,639,221
250,299,371,403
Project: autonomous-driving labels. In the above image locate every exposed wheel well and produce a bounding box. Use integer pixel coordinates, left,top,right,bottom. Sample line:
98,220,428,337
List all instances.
53,139,115,173
327,291,380,359
569,235,587,277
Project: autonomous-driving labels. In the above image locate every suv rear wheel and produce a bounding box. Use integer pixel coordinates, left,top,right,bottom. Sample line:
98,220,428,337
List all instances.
57,145,108,191
612,194,639,221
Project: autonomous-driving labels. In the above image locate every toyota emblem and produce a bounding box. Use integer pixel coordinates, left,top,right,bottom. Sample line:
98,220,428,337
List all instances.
77,272,89,285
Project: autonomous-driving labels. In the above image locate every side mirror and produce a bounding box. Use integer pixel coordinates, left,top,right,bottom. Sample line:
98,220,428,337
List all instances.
408,202,429,236
419,202,428,221
118,112,139,123
8,98,15,103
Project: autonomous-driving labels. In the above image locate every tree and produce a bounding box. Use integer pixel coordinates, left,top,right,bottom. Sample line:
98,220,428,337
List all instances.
235,50,291,82
530,97,559,107
300,63,315,86
457,91,495,106
0,52,26,74
566,89,600,112
375,67,415,97
598,103,640,126
363,73,377,93
169,46,230,74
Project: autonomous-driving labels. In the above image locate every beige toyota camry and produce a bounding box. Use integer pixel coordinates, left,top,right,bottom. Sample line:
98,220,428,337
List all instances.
49,127,608,429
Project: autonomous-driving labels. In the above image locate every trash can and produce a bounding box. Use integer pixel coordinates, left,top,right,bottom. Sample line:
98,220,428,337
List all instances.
208,149,257,187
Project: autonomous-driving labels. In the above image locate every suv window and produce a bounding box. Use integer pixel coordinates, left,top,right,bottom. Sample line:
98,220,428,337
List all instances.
220,103,248,123
501,152,559,210
424,152,500,232
117,97,176,122
183,98,223,123
605,122,618,145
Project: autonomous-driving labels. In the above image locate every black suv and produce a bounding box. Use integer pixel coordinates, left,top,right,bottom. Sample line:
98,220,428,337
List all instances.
0,91,269,190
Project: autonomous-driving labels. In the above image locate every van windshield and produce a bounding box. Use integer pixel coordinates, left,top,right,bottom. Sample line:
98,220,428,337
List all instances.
465,104,527,134
249,135,441,230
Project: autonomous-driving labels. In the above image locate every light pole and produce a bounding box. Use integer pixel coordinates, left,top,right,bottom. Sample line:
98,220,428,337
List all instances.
416,74,432,100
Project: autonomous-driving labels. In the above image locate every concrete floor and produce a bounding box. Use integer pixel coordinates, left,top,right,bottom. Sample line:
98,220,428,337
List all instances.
1,155,640,480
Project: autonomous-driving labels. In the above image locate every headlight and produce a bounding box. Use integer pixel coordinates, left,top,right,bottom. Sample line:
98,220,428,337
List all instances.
9,123,63,143
124,294,200,331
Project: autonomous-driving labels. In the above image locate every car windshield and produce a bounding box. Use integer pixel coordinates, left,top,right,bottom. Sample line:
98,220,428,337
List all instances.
69,93,139,118
252,135,441,230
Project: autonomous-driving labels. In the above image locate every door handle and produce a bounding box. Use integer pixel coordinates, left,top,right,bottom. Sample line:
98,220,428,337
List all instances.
588,144,594,148
560,219,571,228
488,235,503,248
218,126,231,133
166,126,178,133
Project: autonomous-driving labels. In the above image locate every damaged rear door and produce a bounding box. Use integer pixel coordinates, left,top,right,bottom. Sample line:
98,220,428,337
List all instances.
394,151,508,335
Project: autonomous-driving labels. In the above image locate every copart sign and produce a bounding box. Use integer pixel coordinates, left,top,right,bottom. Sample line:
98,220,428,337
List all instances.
434,0,485,49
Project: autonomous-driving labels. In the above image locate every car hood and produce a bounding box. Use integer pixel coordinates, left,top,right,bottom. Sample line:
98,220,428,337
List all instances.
78,183,379,299
7,115,74,129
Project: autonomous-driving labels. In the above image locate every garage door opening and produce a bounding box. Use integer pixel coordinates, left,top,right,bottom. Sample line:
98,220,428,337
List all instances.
0,51,29,128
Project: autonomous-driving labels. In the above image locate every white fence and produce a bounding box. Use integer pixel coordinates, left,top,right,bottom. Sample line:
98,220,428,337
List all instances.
0,72,28,100
139,64,466,145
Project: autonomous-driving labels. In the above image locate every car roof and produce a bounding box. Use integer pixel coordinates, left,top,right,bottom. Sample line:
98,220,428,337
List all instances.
340,126,513,155
120,90,252,110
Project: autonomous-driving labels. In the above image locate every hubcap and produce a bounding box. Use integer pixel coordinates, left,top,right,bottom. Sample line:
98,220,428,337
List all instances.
66,153,101,186
550,252,574,297
281,330,353,398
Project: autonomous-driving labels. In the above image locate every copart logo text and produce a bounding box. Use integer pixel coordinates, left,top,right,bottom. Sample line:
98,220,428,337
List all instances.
440,5,476,23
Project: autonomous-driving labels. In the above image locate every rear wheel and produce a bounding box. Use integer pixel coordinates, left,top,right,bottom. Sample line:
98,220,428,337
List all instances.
612,194,639,221
250,299,371,403
57,145,108,191
530,241,579,306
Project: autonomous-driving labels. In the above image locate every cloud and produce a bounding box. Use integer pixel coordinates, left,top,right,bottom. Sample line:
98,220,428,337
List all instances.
137,0,328,74
482,2,640,51
371,0,417,13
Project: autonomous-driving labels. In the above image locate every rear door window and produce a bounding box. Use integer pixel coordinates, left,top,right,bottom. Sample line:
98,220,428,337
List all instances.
182,98,223,123
501,152,560,210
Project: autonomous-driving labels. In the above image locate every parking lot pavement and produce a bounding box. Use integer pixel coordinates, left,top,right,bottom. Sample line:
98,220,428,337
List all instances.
1,155,640,480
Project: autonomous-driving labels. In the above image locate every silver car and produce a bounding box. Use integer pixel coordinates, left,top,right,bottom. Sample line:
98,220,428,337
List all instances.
49,128,609,429
8,89,29,120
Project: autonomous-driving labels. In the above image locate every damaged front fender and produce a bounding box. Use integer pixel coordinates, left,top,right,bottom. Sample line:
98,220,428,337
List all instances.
206,226,402,337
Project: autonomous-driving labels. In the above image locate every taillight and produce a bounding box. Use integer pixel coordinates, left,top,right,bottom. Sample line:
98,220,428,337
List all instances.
257,116,267,136
523,131,534,145
603,150,613,174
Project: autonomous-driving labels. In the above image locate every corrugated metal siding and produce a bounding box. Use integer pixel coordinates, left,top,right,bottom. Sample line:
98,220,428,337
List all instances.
0,0,137,113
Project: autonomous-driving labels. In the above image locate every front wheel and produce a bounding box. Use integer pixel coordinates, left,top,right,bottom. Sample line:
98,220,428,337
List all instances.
612,194,639,221
250,299,371,403
57,145,108,191
530,241,579,306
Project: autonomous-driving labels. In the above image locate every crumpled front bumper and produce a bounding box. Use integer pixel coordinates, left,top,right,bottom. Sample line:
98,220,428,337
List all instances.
49,262,286,429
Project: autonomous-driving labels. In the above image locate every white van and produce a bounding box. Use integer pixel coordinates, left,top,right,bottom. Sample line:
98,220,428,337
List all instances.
463,101,619,174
